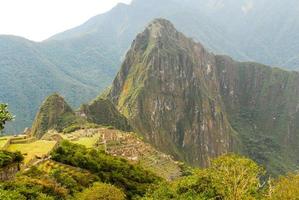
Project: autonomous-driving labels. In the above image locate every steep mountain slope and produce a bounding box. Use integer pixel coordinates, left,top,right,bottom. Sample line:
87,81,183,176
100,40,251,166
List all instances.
107,19,299,174
2,0,299,133
107,19,236,166
0,36,98,133
31,93,131,138
79,98,132,131
31,94,77,138
215,56,299,174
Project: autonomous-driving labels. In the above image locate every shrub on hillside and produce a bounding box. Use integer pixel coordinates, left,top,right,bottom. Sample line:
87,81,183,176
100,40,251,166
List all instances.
143,154,265,199
51,140,161,199
0,150,23,168
75,182,125,200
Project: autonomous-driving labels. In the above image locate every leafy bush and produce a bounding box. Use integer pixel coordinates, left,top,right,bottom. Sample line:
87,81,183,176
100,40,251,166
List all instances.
0,104,13,131
0,176,68,200
50,169,80,194
75,182,125,200
0,150,23,168
209,154,264,199
270,173,299,199
143,154,265,200
0,188,26,200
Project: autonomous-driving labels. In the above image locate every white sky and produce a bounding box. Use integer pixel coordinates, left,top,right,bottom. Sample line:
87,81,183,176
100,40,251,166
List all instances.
0,0,132,41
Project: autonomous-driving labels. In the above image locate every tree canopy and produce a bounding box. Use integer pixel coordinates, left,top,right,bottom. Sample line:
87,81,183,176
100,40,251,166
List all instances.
0,104,13,131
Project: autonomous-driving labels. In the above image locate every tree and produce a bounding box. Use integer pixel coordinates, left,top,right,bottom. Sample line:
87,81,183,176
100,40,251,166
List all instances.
0,104,13,131
143,154,265,200
209,154,264,200
270,173,299,199
75,182,126,200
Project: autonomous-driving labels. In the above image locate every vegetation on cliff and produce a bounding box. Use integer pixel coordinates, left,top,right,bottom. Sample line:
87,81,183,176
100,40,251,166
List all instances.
31,93,132,138
107,18,299,175
108,18,235,167
79,97,132,132
31,94,78,138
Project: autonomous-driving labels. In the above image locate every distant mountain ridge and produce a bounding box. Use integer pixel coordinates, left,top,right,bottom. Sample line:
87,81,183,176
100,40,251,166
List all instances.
1,0,299,133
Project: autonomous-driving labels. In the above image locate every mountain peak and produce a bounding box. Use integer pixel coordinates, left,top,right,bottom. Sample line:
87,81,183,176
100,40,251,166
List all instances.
108,19,233,167
130,18,199,55
31,93,76,138
148,18,175,30
145,18,178,39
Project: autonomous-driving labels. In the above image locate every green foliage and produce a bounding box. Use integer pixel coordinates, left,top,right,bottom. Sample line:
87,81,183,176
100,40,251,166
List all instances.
51,140,160,199
75,182,126,200
144,154,266,200
0,188,26,200
50,169,80,194
0,150,23,167
209,154,264,199
0,104,13,131
270,174,299,199
0,175,68,200
22,163,98,198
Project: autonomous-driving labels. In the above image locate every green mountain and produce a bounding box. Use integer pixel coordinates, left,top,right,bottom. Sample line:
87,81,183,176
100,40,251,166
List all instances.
0,36,98,133
2,0,299,134
31,94,77,138
107,19,299,174
31,93,131,138
107,19,235,167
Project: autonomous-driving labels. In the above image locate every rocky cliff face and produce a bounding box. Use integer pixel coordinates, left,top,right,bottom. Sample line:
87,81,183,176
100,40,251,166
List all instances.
215,56,299,174
108,19,235,166
107,19,299,173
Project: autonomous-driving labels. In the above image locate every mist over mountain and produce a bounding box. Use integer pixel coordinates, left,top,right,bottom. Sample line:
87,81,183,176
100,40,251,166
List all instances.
1,0,299,133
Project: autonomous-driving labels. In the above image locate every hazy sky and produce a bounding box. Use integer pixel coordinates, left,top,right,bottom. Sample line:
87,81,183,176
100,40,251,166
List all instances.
0,0,132,41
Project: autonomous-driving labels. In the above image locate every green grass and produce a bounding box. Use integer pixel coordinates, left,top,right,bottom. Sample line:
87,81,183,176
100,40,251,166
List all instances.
7,140,57,164
72,135,101,148
0,137,11,149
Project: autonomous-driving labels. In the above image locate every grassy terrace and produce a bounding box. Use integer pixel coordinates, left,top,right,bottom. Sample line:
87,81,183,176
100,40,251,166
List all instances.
7,140,57,164
72,134,101,148
59,129,102,148
0,136,12,149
